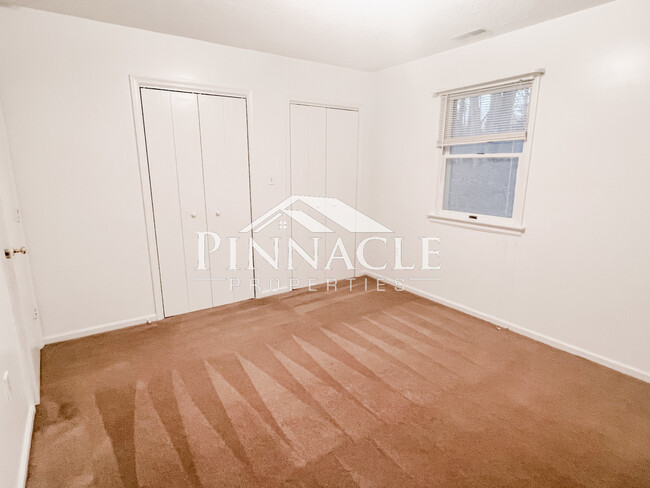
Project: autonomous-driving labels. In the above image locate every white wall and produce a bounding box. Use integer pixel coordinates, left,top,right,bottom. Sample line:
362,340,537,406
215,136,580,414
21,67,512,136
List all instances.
361,0,650,380
0,7,371,341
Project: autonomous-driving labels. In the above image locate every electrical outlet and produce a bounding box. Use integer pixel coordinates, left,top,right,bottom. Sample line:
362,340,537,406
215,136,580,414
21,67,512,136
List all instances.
3,370,12,401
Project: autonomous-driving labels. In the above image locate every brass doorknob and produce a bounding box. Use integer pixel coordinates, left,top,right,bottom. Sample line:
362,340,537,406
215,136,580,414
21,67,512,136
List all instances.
5,247,27,259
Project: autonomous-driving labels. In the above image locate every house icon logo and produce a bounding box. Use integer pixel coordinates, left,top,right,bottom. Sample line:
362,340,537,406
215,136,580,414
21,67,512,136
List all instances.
240,195,393,234
196,194,438,279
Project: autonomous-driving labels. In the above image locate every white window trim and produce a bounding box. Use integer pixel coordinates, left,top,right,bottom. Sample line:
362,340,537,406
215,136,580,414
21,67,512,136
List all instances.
429,72,543,235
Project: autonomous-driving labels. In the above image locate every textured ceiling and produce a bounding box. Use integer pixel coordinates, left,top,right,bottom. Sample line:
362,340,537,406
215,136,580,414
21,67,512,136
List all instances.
5,0,613,71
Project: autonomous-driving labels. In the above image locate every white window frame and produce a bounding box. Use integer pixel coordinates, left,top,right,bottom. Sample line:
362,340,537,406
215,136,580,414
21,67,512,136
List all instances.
429,71,543,235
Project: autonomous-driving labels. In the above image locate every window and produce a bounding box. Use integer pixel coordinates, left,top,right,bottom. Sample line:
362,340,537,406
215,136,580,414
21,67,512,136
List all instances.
431,72,542,232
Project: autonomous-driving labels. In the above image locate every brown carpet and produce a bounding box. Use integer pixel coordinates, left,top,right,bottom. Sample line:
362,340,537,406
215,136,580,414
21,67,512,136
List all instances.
27,278,650,487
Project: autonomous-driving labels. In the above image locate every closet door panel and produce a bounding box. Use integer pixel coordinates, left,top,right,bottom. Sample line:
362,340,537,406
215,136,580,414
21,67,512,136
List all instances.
290,104,327,287
140,89,189,317
169,92,213,312
326,108,359,281
199,95,254,305
290,104,327,197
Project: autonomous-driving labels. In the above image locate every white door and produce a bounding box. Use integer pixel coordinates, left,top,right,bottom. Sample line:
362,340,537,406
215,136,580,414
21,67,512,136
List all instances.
141,89,253,317
0,214,34,488
199,95,254,306
289,104,327,287
325,108,359,281
0,107,42,403
289,104,359,287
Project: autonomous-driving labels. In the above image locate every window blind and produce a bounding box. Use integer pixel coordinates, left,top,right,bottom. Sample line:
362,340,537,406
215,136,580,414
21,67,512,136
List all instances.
438,80,533,147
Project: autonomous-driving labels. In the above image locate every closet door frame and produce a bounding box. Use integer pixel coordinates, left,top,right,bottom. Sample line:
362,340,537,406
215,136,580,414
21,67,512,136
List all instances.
130,76,254,320
285,98,361,286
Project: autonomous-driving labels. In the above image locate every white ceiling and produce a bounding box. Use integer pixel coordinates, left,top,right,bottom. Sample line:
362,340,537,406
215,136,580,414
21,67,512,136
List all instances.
6,0,613,71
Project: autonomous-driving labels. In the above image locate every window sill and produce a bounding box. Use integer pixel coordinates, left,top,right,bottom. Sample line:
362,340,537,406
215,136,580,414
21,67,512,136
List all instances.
427,213,525,236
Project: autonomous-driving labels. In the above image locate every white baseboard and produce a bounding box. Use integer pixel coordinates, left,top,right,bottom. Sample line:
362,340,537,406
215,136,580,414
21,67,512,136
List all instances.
365,272,650,384
43,314,157,344
17,404,35,488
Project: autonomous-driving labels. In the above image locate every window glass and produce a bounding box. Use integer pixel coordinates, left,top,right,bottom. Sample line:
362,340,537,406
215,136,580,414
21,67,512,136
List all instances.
443,158,519,218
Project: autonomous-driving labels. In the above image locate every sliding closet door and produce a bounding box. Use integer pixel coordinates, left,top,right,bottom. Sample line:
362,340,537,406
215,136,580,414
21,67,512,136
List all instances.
171,93,215,310
290,104,327,286
141,88,253,317
326,108,359,281
289,104,359,286
141,89,211,316
199,95,254,306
